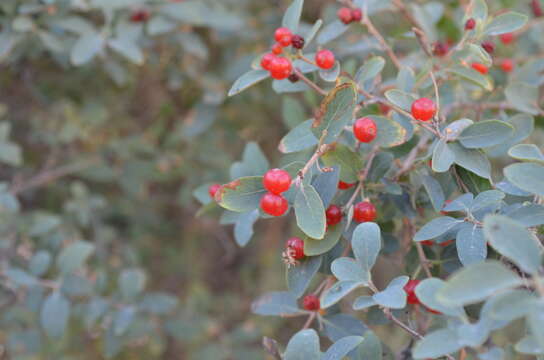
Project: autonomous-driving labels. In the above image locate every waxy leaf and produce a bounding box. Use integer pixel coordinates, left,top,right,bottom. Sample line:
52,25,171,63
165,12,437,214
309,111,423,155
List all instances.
312,83,357,143
504,162,544,196
294,183,326,239
228,69,269,97
458,120,514,148
216,176,267,212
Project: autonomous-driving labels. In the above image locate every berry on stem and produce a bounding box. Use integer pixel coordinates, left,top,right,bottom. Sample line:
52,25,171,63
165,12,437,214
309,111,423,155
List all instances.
260,53,276,70
465,18,476,30
260,192,288,216
404,279,421,305
500,59,514,73
532,0,543,17
291,34,305,49
315,49,335,69
499,32,514,44
432,41,449,57
271,43,283,55
353,117,377,143
208,184,221,199
288,73,299,83
471,62,488,74
263,168,291,194
353,201,377,223
286,237,305,260
269,57,292,80
302,294,320,311
337,7,353,24
481,41,495,54
351,8,362,22
338,181,355,190
325,205,342,227
274,27,292,47
411,98,436,121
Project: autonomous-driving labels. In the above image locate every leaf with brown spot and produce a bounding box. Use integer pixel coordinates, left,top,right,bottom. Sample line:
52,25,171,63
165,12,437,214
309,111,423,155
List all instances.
216,176,266,212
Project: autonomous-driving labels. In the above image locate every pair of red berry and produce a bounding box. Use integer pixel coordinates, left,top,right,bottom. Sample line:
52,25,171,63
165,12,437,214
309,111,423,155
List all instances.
260,168,291,216
337,7,362,25
404,279,441,314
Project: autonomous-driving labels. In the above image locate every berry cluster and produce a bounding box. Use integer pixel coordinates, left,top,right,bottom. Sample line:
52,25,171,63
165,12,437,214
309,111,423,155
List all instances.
260,168,291,216
337,7,362,25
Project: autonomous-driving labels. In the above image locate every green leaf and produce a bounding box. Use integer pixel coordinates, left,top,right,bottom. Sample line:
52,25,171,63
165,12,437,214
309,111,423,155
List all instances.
41,291,70,339
304,222,343,256
319,61,341,82
483,215,541,274
396,66,415,92
488,289,536,322
282,97,306,128
284,329,320,360
485,11,528,35
216,176,267,212
251,291,299,315
323,336,364,360
5,268,38,286
444,119,474,141
469,0,487,21
294,183,326,239
413,329,463,359
71,32,103,66
147,16,176,35
140,293,179,314
488,114,534,156
287,256,322,298
56,241,95,275
505,82,541,115
317,20,348,45
505,203,544,227
331,257,368,283
282,0,304,32
504,162,544,196
450,142,491,178
321,280,363,308
234,209,259,247
113,307,135,336
448,65,493,91
353,295,377,310
278,119,318,153
455,166,492,193
414,217,461,241
352,222,381,275
303,19,322,48
421,175,445,212
108,38,143,65
470,190,504,212
456,224,487,266
515,335,544,355
321,144,363,183
372,276,408,309
368,115,408,148
29,250,51,276
312,83,357,144
227,69,269,97
528,302,544,350
0,141,22,166
432,139,455,172
384,89,416,111
230,142,269,178
508,144,544,164
436,261,522,306
458,120,514,148
415,278,465,317
355,56,385,89
312,166,340,208
322,313,368,341
118,268,146,300
368,152,394,183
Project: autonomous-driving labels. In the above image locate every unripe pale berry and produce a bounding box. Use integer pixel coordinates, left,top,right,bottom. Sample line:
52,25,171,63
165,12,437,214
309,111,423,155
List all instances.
338,181,355,190
286,237,305,260
291,34,305,49
302,294,320,311
337,7,353,24
263,168,291,194
471,62,488,74
269,57,292,80
274,27,292,47
208,184,221,199
499,32,514,44
411,98,436,121
353,117,377,143
260,53,276,70
464,18,476,30
353,201,377,223
403,279,421,305
351,8,362,22
325,205,342,227
260,192,288,216
500,59,514,73
315,49,335,69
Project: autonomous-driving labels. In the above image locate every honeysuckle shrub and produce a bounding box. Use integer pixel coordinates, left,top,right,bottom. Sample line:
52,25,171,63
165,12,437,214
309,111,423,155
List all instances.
198,0,544,359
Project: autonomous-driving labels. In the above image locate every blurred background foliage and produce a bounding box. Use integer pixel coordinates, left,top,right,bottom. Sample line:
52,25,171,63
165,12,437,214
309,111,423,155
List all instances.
0,0,542,359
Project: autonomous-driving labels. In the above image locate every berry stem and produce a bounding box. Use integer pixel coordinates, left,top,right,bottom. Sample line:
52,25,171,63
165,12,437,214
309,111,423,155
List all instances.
296,143,331,182
292,67,327,96
360,8,402,69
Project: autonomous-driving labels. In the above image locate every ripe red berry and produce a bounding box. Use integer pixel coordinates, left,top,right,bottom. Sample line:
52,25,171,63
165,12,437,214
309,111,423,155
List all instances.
325,205,343,227
465,18,476,30
532,0,543,17
130,9,150,22
411,98,436,121
499,32,514,44
260,53,276,70
438,239,455,247
500,59,514,73
471,62,488,74
291,35,305,49
271,43,283,55
351,8,363,22
274,27,292,47
286,237,305,260
421,240,434,246
404,279,421,305
302,294,320,311
337,7,353,24
338,181,355,190
263,168,291,194
260,192,288,217
353,117,377,143
315,49,335,69
353,201,377,223
432,41,449,57
481,41,495,54
269,57,292,80
208,184,221,199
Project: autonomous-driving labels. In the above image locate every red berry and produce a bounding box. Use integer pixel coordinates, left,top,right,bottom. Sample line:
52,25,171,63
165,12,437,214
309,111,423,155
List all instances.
404,279,421,305
500,59,514,73
337,7,353,24
291,35,305,49
432,41,449,57
325,205,342,227
351,8,363,22
465,18,476,30
269,57,292,80
421,240,434,246
302,294,320,311
315,49,335,70
499,32,514,44
438,239,454,247
379,103,391,115
532,0,543,17
288,73,299,83
411,98,436,121
338,181,355,190
353,117,377,143
260,192,288,217
481,41,495,54
263,168,291,194
471,62,488,74
271,43,283,55
130,9,150,22
353,201,377,223
274,27,292,47
286,237,305,260
260,53,276,70
208,184,221,199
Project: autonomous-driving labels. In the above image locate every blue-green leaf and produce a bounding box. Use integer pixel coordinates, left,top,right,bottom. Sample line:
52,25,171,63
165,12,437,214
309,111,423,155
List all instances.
294,183,326,239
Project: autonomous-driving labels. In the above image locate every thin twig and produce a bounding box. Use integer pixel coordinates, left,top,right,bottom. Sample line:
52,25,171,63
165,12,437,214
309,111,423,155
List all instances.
361,14,402,69
296,143,331,182
302,312,317,329
293,68,327,96
394,133,430,179
415,241,433,278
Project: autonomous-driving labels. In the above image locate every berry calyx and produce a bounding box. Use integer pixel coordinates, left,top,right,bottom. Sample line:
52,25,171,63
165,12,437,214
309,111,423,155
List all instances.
432,41,449,57
353,117,377,143
353,201,377,223
481,41,495,54
274,27,292,47
269,57,292,80
337,7,353,24
315,49,335,69
465,18,476,30
288,73,299,83
351,8,362,22
532,0,543,17
263,168,291,194
291,34,305,49
411,98,436,121
283,237,305,266
130,9,150,22
260,192,288,217
471,62,488,74
260,53,276,70
500,59,514,73
338,181,355,190
403,279,421,305
208,184,221,199
499,32,514,44
325,205,342,227
302,294,320,311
